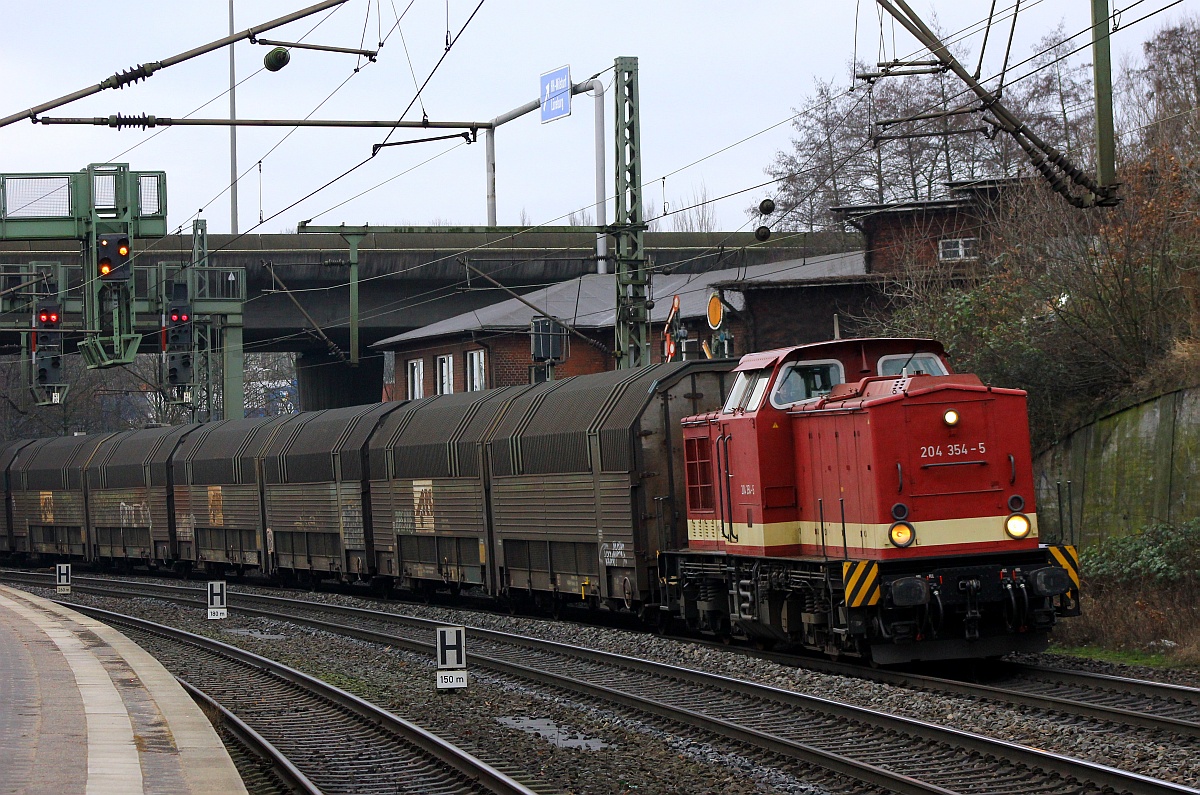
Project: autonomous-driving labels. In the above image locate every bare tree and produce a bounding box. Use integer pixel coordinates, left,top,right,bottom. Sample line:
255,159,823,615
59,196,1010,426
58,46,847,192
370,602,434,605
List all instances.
670,184,717,232
244,352,298,416
854,19,1200,446
763,28,1098,232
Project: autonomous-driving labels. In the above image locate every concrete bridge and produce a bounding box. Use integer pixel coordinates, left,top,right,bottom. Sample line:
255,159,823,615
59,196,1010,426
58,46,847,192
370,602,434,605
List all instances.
0,229,830,407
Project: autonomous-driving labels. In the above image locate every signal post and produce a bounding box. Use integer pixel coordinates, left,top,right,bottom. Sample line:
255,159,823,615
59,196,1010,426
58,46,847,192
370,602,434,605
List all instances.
29,300,66,405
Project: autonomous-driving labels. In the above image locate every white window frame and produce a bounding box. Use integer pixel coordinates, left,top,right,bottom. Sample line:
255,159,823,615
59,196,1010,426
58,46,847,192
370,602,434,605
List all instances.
938,237,979,262
436,354,454,395
406,359,424,400
769,359,846,409
466,349,486,392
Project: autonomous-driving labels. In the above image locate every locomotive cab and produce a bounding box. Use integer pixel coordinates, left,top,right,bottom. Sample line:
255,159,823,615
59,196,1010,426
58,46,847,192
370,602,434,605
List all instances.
670,338,1079,663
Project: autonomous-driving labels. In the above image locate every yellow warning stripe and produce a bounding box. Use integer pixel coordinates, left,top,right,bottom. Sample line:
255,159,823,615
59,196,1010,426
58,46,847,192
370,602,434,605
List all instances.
842,560,881,608
1049,545,1080,589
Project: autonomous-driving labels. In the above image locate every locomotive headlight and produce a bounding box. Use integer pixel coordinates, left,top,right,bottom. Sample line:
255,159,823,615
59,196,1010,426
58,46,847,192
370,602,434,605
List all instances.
943,408,960,426
1005,513,1032,539
889,521,916,548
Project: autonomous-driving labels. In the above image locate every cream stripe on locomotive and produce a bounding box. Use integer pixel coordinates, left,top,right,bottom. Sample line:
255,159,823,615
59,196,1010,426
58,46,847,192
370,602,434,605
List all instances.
688,513,1039,552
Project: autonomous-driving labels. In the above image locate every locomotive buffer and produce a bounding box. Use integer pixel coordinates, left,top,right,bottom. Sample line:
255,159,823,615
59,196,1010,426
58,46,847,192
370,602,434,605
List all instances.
436,626,468,691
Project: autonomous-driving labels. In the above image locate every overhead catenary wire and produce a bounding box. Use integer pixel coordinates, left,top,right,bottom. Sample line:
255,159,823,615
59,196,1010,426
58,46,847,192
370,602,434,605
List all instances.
215,0,1127,346
237,1,1193,357
11,2,1178,372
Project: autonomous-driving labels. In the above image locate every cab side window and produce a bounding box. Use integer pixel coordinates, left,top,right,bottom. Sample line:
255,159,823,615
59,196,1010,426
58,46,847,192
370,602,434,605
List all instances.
877,353,949,377
770,361,844,408
723,369,772,413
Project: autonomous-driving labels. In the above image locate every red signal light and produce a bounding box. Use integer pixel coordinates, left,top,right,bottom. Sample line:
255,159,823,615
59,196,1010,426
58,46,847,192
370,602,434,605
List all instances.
50,314,58,322
39,313,48,322
170,313,179,322
181,314,189,322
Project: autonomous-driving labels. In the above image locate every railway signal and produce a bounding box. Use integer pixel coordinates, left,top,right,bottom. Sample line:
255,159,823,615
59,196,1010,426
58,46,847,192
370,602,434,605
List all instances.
34,349,62,386
166,301,192,349
32,300,64,397
164,299,194,389
97,233,132,281
166,351,193,386
35,303,61,330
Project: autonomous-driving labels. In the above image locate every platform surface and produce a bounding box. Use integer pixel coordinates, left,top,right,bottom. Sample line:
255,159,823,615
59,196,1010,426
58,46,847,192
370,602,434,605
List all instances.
0,585,247,795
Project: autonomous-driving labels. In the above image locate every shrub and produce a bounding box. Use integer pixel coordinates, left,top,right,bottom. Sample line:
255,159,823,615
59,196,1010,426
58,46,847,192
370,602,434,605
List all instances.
1080,520,1200,587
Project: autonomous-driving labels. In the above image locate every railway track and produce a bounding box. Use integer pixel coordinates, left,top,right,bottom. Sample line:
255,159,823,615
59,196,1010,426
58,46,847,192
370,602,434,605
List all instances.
13,570,1199,795
740,644,1200,739
60,599,535,795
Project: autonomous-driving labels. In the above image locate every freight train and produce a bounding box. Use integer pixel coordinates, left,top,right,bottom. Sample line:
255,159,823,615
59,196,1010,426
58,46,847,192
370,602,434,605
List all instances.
0,337,1079,663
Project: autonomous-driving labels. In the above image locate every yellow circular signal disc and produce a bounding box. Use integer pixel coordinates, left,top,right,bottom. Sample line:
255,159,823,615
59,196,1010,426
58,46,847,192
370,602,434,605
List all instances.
706,293,723,330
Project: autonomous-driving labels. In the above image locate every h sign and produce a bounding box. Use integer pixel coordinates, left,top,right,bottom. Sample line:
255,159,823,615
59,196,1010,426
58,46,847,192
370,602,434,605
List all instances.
207,580,228,620
436,626,466,669
56,563,71,594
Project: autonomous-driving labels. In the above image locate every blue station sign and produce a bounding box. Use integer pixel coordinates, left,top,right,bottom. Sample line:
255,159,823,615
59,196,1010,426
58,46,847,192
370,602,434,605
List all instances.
540,65,572,124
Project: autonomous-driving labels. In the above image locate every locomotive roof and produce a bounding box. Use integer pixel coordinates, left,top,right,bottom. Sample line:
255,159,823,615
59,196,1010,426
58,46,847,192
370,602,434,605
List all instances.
733,337,947,372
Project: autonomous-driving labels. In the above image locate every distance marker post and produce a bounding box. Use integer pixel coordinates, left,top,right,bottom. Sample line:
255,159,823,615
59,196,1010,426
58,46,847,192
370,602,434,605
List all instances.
435,625,468,691
207,580,228,619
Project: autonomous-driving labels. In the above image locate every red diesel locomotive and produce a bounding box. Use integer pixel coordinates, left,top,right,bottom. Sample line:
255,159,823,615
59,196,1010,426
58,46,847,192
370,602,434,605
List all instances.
0,336,1077,664
662,338,1079,663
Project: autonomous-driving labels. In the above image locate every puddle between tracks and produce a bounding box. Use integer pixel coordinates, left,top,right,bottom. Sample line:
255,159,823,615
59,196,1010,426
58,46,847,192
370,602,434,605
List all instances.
497,716,610,750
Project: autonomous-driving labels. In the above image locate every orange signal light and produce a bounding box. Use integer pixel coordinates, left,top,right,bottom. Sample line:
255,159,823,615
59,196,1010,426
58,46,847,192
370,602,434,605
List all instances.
118,244,130,256
100,262,112,276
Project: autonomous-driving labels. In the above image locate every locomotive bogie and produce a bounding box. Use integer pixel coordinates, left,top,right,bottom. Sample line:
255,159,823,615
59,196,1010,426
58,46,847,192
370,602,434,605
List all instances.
662,545,1076,662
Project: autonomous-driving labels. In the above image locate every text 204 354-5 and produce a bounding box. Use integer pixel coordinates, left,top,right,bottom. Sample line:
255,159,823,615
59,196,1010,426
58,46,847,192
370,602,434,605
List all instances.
920,442,985,458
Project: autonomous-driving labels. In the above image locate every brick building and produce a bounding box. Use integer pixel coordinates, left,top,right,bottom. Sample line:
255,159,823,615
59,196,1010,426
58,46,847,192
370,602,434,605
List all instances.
374,251,867,397
831,179,1017,274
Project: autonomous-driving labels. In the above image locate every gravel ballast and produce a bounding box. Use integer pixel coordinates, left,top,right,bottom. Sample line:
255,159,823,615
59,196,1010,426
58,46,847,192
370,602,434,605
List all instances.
21,579,1200,791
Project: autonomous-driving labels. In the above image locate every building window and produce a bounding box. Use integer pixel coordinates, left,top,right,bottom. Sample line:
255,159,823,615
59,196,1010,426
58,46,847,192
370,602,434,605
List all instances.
406,359,424,400
436,354,454,395
466,349,486,392
939,237,979,262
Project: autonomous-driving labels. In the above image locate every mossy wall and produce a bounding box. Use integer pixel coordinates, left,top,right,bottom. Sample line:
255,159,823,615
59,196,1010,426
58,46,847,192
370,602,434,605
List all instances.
1034,388,1200,546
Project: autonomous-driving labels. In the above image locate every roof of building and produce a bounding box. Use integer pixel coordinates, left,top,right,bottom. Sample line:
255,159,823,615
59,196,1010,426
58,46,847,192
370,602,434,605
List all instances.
373,250,866,347
830,197,972,220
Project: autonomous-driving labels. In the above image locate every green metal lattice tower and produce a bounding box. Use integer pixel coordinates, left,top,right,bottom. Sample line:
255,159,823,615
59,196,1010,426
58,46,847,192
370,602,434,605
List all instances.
612,56,650,369
0,164,247,417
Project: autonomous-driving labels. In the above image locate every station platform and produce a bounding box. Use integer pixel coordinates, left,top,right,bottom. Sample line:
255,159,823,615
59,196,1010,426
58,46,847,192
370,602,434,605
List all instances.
0,585,247,795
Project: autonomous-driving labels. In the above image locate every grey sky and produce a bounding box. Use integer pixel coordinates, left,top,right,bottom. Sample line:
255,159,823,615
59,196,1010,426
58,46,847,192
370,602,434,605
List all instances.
3,1,1191,235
